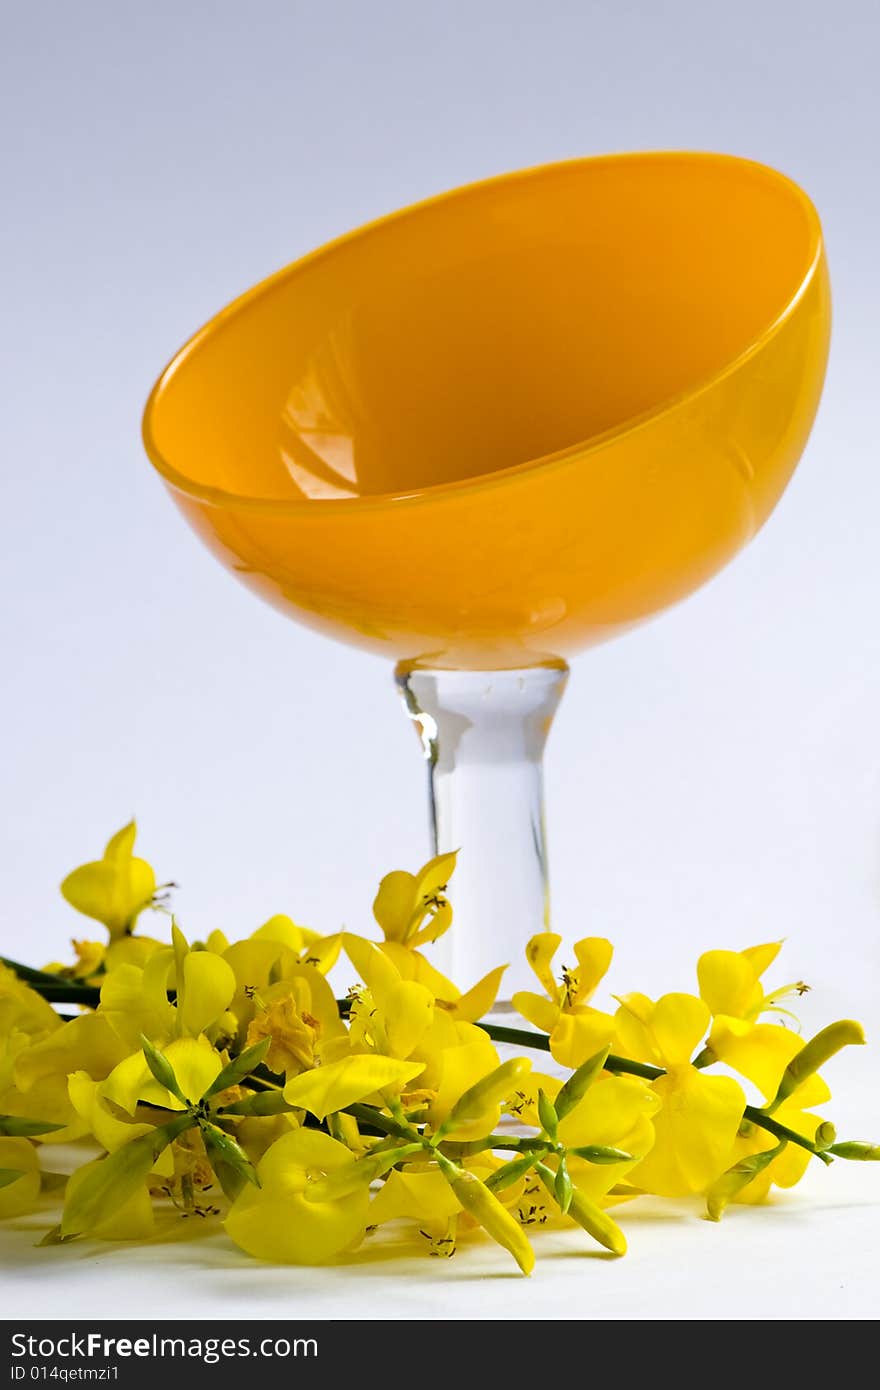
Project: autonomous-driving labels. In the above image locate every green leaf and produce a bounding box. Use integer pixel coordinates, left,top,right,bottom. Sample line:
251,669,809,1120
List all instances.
60,1133,156,1238
569,1145,634,1164
140,1035,186,1104
200,1122,260,1201
59,1116,190,1238
204,1038,271,1099
0,1114,65,1137
218,1089,296,1117
554,1047,610,1121
0,1168,25,1189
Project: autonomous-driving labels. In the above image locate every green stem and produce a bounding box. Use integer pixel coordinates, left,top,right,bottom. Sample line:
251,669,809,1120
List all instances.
478,1021,828,1163
345,1103,417,1143
443,1134,549,1157
742,1107,833,1164
28,983,101,1006
479,1022,663,1081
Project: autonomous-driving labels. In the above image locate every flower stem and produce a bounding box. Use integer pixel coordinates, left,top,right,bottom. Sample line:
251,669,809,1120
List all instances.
478,1021,830,1162
478,1022,664,1081
741,1107,833,1164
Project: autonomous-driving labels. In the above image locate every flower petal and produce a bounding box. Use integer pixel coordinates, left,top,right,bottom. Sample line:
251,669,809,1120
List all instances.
650,993,710,1066
631,1066,745,1197
380,943,459,1002
283,1055,424,1121
226,1130,367,1264
15,1014,128,1091
550,1008,615,1069
572,938,613,1003
558,1075,660,1149
742,941,784,979
525,933,561,996
382,981,435,1059
180,952,236,1036
452,966,506,1023
697,950,760,1019
164,1036,223,1104
512,991,559,1036
368,1167,459,1227
343,934,401,997
372,870,417,942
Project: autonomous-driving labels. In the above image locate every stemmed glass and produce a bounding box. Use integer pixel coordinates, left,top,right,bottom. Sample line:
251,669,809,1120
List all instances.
143,152,830,1001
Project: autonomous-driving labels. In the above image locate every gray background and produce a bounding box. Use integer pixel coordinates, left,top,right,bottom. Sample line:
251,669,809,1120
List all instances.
2,2,877,1079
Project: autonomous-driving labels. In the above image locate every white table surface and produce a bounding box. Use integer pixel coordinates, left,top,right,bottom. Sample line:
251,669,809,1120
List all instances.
1,1152,876,1321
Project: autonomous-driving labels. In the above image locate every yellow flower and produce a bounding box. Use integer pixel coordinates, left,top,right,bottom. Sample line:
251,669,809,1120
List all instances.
698,943,832,1105
60,822,157,938
524,1070,658,1194
615,992,746,1197
246,990,318,1077
348,928,505,1024
343,935,436,1061
99,924,236,1049
513,933,616,1068
226,1129,368,1264
101,1035,223,1115
372,852,457,948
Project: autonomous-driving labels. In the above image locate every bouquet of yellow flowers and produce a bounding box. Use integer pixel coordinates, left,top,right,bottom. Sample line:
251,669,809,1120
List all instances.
0,824,875,1273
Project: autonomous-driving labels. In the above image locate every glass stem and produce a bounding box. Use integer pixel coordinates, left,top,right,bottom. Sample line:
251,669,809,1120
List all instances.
395,663,569,1004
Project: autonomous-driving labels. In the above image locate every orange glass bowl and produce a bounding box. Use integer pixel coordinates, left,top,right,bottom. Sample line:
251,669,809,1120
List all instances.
143,152,829,674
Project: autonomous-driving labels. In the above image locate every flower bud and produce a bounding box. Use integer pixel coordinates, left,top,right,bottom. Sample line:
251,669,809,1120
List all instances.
705,1143,784,1221
554,1158,573,1214
814,1122,836,1152
537,1088,559,1139
554,1047,609,1121
436,1058,531,1138
437,1155,534,1275
569,1145,633,1164
828,1140,880,1161
485,1150,544,1194
304,1142,422,1202
536,1162,626,1254
769,1020,865,1112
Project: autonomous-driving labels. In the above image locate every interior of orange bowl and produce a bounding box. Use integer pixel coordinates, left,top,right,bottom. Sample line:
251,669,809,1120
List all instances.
144,152,821,508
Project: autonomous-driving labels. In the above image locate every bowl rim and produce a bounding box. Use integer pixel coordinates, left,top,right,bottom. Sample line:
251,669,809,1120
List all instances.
141,149,825,516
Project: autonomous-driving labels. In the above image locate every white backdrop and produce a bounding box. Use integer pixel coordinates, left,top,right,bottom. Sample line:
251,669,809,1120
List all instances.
2,1,878,1101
